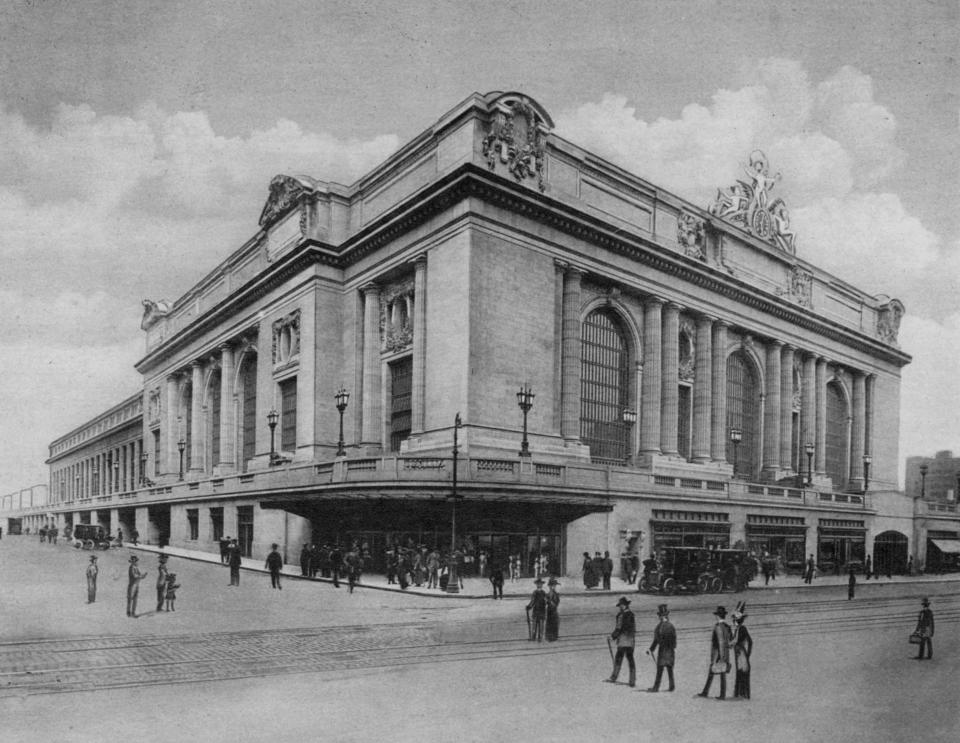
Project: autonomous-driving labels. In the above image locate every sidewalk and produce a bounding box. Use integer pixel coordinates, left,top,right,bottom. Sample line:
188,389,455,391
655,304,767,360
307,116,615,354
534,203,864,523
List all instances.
129,543,960,599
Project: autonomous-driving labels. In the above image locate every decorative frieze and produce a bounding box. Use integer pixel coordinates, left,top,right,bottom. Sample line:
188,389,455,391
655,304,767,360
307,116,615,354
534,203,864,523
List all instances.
482,95,550,192
709,150,797,254
778,266,813,308
677,211,705,260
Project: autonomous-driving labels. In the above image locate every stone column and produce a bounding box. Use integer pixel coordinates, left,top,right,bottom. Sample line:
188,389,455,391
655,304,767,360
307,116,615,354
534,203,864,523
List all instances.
815,357,828,476
692,314,713,463
166,375,180,476
801,353,816,479
710,321,728,462
660,302,681,456
762,340,783,477
640,297,663,454
218,344,236,471
865,374,875,458
360,284,383,448
779,345,795,472
560,267,584,442
189,362,204,472
411,254,428,434
850,370,866,490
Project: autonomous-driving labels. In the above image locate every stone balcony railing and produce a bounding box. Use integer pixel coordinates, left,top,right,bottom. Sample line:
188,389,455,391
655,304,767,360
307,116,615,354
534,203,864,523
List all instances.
28,455,872,513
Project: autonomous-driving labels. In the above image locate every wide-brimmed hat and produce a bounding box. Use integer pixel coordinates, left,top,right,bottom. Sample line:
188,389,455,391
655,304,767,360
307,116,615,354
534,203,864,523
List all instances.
548,577,560,586
616,596,631,607
89,555,98,561
713,606,727,618
657,603,669,616
534,578,545,585
921,597,930,606
129,555,139,562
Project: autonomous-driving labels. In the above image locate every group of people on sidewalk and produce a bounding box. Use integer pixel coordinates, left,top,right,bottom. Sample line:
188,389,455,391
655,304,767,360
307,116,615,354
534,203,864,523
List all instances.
582,551,616,590
602,597,753,699
122,553,180,617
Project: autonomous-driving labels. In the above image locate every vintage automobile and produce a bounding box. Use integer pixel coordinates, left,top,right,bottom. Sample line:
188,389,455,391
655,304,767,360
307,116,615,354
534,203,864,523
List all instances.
72,524,113,550
638,547,754,594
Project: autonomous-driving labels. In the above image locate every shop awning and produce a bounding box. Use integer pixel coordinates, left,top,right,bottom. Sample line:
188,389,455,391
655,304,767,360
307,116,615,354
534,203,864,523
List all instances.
930,538,960,554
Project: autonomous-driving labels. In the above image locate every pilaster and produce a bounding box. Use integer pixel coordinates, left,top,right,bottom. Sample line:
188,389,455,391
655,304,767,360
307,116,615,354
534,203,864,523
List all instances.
560,266,584,442
692,314,713,463
360,284,383,449
762,339,783,478
640,297,663,455
779,344,795,472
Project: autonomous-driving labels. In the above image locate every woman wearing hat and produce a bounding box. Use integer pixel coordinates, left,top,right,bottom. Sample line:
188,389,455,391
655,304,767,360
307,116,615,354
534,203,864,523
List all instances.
646,604,676,692
86,555,99,604
697,606,732,699
545,577,561,641
731,601,752,699
914,598,934,660
605,597,636,687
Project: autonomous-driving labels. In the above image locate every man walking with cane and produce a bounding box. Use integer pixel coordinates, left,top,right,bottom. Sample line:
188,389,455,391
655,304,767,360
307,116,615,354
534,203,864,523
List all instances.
604,596,636,687
646,603,676,692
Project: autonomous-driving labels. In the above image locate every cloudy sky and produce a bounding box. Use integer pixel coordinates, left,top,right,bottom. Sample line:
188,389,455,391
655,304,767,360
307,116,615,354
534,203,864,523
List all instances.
0,0,956,494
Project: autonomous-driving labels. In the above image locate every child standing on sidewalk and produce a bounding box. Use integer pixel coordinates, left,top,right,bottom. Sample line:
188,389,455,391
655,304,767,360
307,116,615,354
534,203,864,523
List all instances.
165,573,181,611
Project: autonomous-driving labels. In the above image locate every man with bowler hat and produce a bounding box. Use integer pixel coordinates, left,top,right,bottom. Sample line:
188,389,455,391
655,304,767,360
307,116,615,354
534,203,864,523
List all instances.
646,603,676,692
698,605,732,699
526,578,547,641
914,597,934,660
126,554,145,617
605,596,636,687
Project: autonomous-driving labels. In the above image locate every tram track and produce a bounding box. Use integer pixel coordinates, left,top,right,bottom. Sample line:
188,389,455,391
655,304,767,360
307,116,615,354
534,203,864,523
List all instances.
0,591,956,698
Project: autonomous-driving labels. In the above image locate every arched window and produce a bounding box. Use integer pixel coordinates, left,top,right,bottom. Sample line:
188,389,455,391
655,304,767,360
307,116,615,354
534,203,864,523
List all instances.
238,355,258,472
208,370,222,470
726,351,760,479
678,329,694,460
825,381,849,490
580,309,631,462
180,382,193,472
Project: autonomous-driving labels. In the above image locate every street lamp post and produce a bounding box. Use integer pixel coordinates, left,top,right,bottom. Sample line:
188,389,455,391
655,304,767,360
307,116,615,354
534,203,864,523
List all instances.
267,409,279,463
516,384,535,457
729,428,742,478
805,442,815,487
919,463,928,499
622,408,637,464
447,412,463,594
862,453,872,493
92,462,99,496
177,439,186,481
113,459,120,493
335,387,349,456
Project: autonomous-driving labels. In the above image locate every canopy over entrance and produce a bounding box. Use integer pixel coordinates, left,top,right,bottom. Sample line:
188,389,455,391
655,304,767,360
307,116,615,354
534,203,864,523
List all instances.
930,538,960,555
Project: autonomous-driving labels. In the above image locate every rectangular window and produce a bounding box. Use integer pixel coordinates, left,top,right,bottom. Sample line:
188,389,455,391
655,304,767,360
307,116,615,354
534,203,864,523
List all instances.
237,506,254,557
677,385,692,460
280,377,297,452
153,430,161,476
187,509,199,541
211,372,221,466
389,358,412,452
209,507,223,542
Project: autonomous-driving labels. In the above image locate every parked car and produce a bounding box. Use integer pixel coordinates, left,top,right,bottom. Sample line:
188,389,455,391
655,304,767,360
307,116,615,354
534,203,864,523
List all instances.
72,524,113,550
638,547,753,594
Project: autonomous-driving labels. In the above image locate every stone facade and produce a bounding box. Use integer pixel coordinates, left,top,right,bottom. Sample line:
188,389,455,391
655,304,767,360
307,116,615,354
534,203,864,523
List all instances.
22,91,952,577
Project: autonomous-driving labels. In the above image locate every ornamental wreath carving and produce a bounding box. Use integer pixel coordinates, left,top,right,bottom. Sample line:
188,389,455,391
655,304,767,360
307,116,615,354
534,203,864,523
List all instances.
258,174,317,228
677,211,705,260
876,299,905,345
709,151,797,254
482,96,549,192
778,266,813,308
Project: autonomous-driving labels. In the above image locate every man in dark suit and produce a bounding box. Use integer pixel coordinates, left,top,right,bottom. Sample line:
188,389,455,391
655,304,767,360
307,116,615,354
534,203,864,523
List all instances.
329,544,343,588
646,603,676,692
227,540,242,585
265,543,283,589
698,606,732,700
605,596,636,687
156,554,169,611
915,597,935,659
526,578,547,642
126,555,145,617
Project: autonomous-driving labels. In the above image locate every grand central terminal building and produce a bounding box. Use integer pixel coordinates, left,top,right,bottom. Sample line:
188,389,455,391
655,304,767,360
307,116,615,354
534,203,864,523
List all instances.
25,91,955,576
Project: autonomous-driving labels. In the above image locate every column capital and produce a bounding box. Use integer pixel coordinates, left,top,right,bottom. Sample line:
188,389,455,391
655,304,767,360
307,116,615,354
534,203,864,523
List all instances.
190,360,203,369
411,252,428,267
219,342,233,353
360,282,380,297
781,343,795,353
696,313,716,327
564,265,586,279
553,258,569,271
664,300,684,312
644,295,665,309
768,338,784,350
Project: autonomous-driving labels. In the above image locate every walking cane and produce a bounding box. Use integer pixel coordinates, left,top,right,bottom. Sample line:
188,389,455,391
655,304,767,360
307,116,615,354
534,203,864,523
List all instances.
525,608,531,639
606,635,615,663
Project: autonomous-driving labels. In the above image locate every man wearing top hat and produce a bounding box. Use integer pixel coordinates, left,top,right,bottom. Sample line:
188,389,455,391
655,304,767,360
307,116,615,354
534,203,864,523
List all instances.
731,601,752,699
156,553,169,612
914,597,934,660
646,603,676,692
697,605,732,699
126,554,146,617
86,555,99,604
605,596,637,687
526,578,547,642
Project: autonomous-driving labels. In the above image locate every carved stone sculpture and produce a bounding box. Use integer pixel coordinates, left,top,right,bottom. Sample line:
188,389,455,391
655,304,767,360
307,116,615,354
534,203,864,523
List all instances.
677,211,705,260
778,267,813,308
876,299,905,345
259,174,317,228
482,96,549,192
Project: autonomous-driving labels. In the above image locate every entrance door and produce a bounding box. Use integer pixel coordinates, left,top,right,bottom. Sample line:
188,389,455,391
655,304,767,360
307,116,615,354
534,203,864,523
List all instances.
873,531,908,575
237,506,254,557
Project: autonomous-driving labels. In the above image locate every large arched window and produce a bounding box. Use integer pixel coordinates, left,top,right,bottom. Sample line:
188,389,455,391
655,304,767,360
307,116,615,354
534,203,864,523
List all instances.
580,309,631,463
726,351,760,479
208,369,222,470
825,381,849,491
238,354,258,472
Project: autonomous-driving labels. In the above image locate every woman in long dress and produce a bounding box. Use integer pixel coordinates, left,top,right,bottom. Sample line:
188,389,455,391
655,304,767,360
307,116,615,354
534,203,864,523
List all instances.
582,552,599,589
732,601,753,700
545,578,561,641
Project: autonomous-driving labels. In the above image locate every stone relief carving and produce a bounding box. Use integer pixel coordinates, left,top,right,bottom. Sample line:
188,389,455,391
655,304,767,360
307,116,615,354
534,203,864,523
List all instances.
258,174,317,228
678,321,695,382
380,277,415,353
677,211,705,260
778,266,813,308
876,299,905,345
148,388,162,424
140,299,171,330
709,150,797,254
271,309,301,365
482,96,549,192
